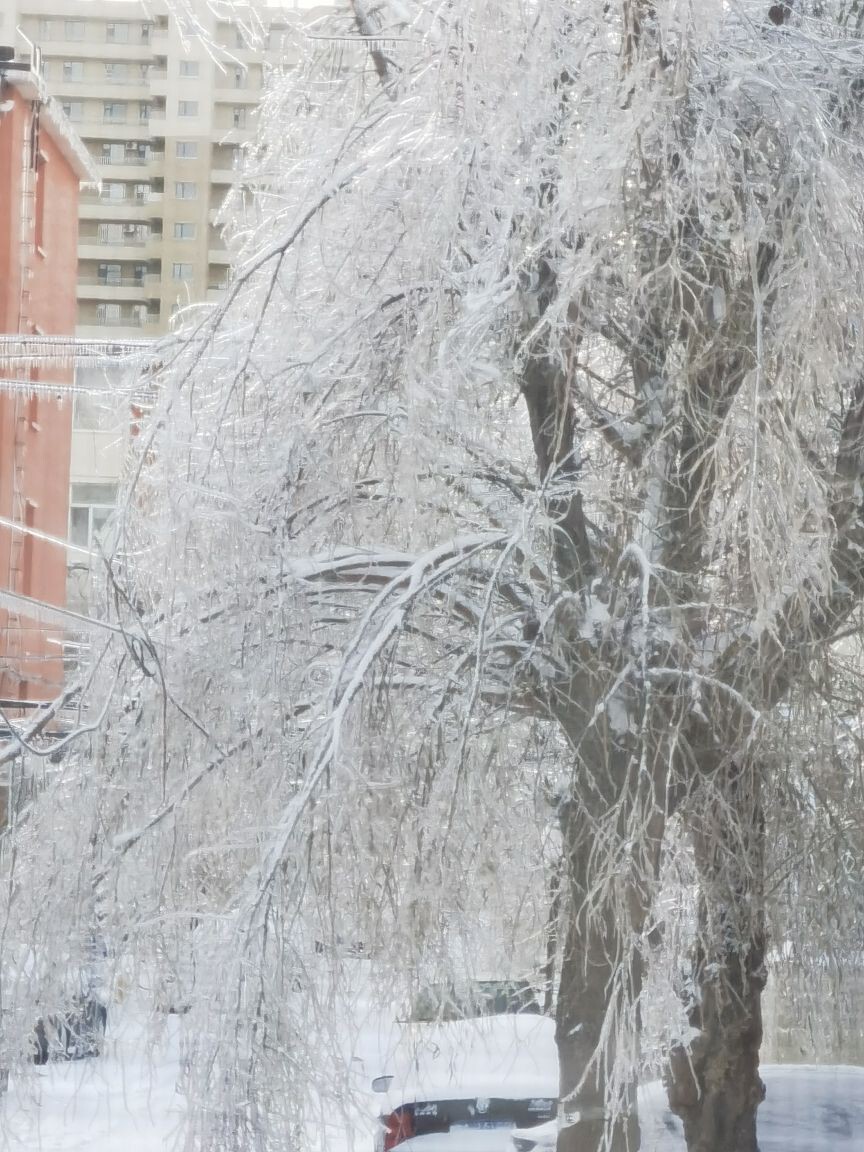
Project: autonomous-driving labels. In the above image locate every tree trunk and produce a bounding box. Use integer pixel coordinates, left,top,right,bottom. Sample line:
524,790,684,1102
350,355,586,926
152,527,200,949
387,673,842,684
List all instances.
555,773,657,1152
667,760,767,1152
556,895,642,1152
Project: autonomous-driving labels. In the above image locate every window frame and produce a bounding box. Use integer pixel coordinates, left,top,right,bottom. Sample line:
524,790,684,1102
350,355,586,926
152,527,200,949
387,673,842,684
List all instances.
103,101,127,123
62,60,84,82
174,181,198,200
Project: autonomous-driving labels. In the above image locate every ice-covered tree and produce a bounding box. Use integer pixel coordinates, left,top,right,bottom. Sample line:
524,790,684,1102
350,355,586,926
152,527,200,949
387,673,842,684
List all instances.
5,2,864,1151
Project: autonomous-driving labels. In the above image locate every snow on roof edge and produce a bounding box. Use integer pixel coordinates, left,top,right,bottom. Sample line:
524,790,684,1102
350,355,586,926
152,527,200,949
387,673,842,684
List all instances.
4,70,100,187
42,96,101,187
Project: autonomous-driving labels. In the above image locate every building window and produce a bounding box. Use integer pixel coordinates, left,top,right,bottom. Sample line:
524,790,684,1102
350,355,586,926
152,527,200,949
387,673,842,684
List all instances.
95,303,122,324
174,181,198,200
179,60,199,77
139,102,150,122
233,106,246,128
141,22,151,42
98,263,122,285
132,183,149,202
106,22,129,43
73,367,120,432
176,141,198,159
62,60,84,82
103,102,127,123
102,142,147,164
102,182,126,201
234,66,244,88
65,19,85,40
133,263,147,284
173,222,196,240
61,100,83,121
38,18,53,38
69,484,118,551
178,100,199,117
99,222,147,244
105,62,128,83
172,262,194,281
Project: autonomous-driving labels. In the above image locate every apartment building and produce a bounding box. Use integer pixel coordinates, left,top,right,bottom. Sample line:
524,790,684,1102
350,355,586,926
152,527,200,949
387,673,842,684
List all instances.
1,0,317,340
0,0,323,572
0,46,97,783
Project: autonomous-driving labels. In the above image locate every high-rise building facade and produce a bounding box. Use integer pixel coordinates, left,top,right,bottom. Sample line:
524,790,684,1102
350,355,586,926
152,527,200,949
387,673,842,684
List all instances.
2,0,315,340
0,0,323,568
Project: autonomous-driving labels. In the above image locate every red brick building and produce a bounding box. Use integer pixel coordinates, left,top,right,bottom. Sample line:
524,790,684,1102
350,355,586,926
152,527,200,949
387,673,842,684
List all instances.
0,48,97,713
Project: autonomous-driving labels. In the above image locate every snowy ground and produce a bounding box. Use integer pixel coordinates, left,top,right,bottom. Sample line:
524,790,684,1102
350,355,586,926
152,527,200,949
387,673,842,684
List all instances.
640,1066,864,1151
1,1003,862,1152
0,1005,184,1152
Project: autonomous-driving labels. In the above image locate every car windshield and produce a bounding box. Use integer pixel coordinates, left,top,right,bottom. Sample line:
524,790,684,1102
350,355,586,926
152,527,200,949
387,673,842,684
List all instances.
409,979,541,1022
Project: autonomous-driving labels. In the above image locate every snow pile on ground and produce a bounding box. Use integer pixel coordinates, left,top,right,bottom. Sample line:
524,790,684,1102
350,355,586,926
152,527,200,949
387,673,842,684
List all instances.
640,1064,864,1151
0,1004,184,1152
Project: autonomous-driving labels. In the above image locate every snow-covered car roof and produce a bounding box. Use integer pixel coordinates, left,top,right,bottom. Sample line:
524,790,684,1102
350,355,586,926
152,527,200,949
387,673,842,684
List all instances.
376,1014,557,1109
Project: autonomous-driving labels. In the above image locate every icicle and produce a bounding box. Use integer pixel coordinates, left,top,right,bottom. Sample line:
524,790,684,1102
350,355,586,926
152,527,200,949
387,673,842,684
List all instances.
0,335,153,368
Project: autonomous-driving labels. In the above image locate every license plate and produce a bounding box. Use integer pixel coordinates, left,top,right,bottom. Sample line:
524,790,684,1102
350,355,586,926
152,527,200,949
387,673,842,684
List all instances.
452,1122,511,1130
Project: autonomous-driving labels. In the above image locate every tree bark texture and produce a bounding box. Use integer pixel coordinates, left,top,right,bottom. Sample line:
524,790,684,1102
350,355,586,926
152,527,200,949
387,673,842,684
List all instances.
667,760,766,1152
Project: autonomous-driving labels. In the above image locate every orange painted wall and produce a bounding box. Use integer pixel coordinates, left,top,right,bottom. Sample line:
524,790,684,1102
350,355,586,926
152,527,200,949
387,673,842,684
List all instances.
0,84,78,704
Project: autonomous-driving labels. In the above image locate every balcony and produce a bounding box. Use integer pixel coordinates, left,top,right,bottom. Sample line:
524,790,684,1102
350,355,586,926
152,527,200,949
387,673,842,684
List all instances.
79,197,160,222
52,77,150,101
208,248,231,265
102,80,150,99
210,168,240,185
95,155,150,179
79,239,149,261
210,125,255,145
38,39,153,62
93,152,164,177
78,311,160,331
213,86,261,105
76,321,159,341
75,119,149,142
77,277,150,302
207,284,227,302
148,68,168,94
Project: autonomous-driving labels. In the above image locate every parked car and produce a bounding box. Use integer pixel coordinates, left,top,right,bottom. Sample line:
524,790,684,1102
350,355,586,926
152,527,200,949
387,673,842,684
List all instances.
509,1119,555,1152
371,1007,557,1152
